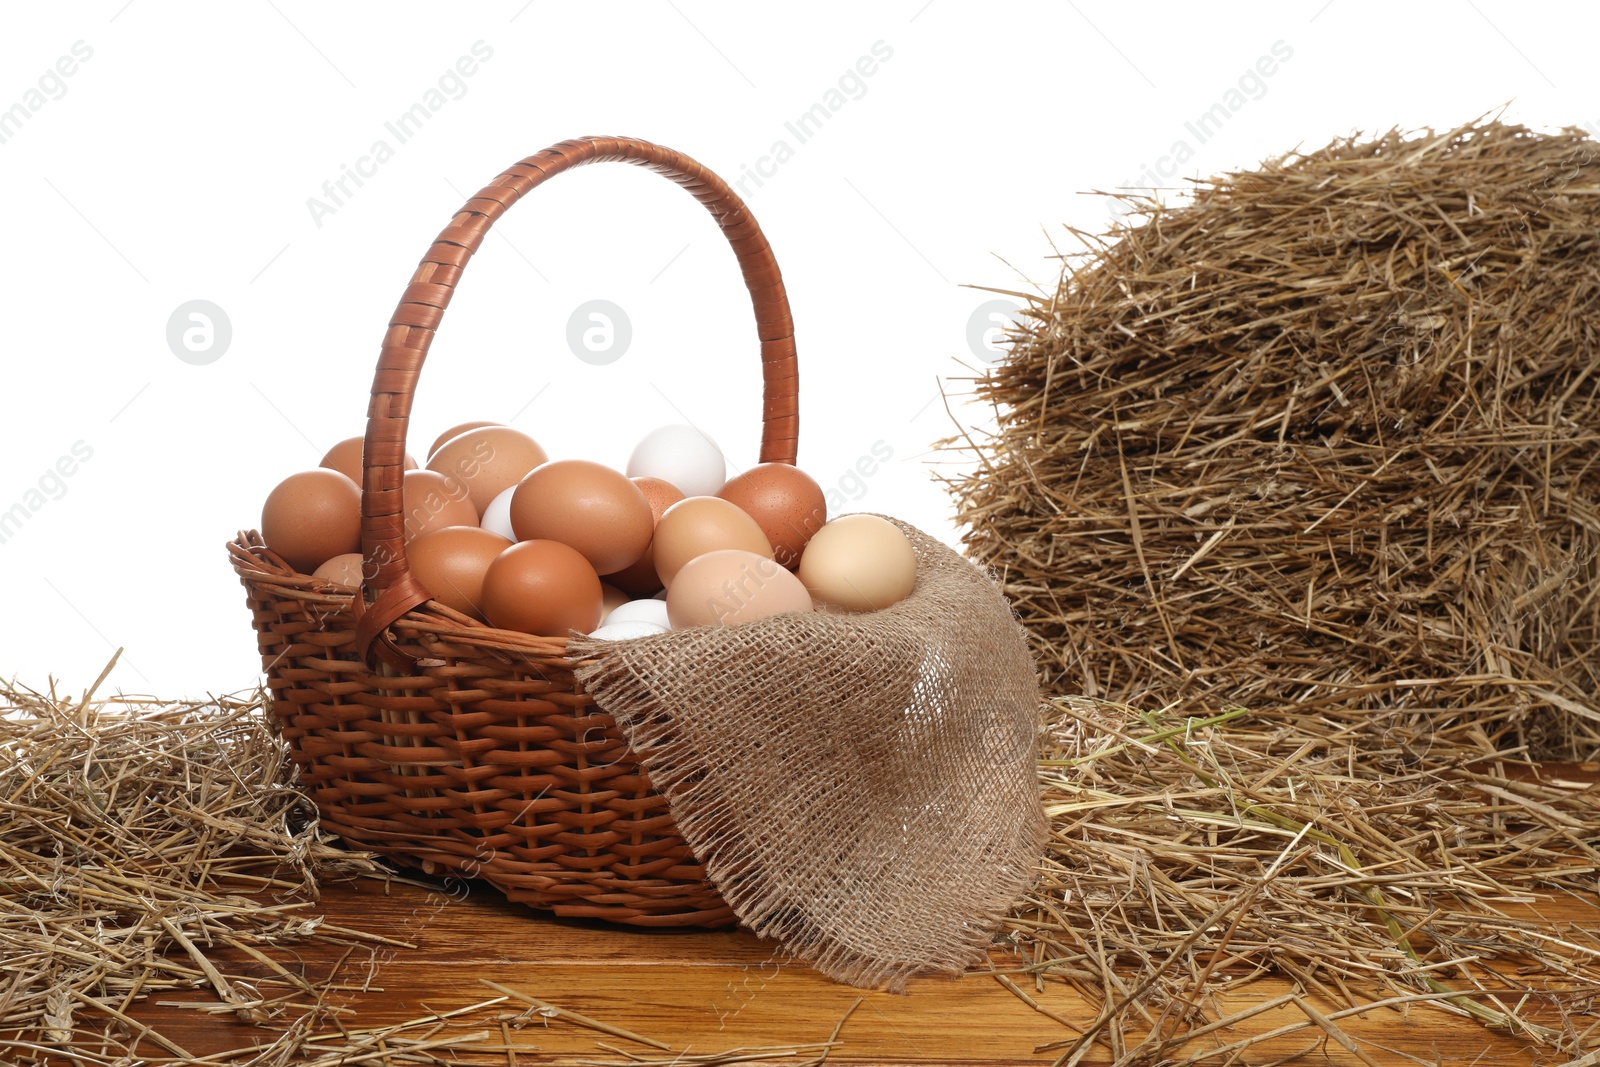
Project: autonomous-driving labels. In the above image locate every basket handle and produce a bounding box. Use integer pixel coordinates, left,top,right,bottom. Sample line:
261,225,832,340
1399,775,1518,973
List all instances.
354,135,799,668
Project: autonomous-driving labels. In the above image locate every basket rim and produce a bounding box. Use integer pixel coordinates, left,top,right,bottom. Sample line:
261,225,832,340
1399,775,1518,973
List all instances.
228,529,584,665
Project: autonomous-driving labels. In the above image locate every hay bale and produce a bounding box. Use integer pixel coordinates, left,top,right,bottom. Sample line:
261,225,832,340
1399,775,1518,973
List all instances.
951,117,1600,760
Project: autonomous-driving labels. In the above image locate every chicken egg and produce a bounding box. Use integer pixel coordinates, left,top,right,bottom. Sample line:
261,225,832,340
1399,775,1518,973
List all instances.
651,496,773,588
604,597,671,629
797,514,917,613
600,582,631,616
588,620,670,641
427,421,502,460
402,469,478,541
320,436,417,485
603,476,685,597
626,425,726,498
261,468,363,575
479,484,519,540
509,459,653,575
311,552,366,589
666,549,814,629
480,539,603,636
427,426,547,515
716,463,827,569
407,525,513,620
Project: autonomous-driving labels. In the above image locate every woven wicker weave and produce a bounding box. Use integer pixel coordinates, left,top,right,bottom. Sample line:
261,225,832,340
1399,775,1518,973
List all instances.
228,135,802,927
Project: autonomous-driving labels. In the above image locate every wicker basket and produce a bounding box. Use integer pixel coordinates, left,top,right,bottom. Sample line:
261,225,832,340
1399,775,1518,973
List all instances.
227,135,803,928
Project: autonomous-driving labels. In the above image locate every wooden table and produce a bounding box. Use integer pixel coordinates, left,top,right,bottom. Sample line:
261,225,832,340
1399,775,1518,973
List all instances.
116,876,1591,1066
118,857,1593,1062
98,765,1600,1065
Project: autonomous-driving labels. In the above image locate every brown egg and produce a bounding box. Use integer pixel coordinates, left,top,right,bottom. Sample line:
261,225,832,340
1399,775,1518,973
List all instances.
667,549,814,629
427,421,502,460
636,477,687,513
320,436,417,485
311,552,366,589
509,460,653,575
426,426,547,516
407,525,513,620
402,468,478,541
603,476,685,596
716,463,828,569
651,496,774,589
481,539,603,636
261,468,363,575
600,582,630,616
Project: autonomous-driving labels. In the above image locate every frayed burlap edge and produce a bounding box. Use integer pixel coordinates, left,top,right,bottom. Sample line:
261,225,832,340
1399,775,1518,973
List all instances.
569,517,1045,992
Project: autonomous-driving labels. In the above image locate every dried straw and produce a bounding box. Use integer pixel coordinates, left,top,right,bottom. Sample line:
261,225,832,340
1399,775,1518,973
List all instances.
4,653,1598,1063
0,652,431,1066
946,115,1600,761
0,657,866,1066
1004,696,1600,1064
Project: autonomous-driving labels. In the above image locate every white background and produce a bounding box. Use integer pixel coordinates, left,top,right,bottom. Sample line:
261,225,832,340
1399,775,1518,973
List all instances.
1,1,1594,699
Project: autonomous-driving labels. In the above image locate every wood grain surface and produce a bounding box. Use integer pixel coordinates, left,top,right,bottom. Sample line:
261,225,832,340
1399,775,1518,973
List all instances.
75,765,1600,1065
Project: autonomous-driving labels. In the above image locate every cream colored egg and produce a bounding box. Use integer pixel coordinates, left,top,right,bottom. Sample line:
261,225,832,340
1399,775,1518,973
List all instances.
797,514,917,613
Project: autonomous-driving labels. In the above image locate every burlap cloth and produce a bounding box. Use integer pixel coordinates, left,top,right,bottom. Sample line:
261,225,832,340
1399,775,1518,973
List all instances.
568,516,1045,991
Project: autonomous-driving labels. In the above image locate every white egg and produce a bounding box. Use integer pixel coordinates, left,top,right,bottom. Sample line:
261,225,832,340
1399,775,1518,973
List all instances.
588,620,670,641
604,598,671,629
480,484,518,540
626,424,726,498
